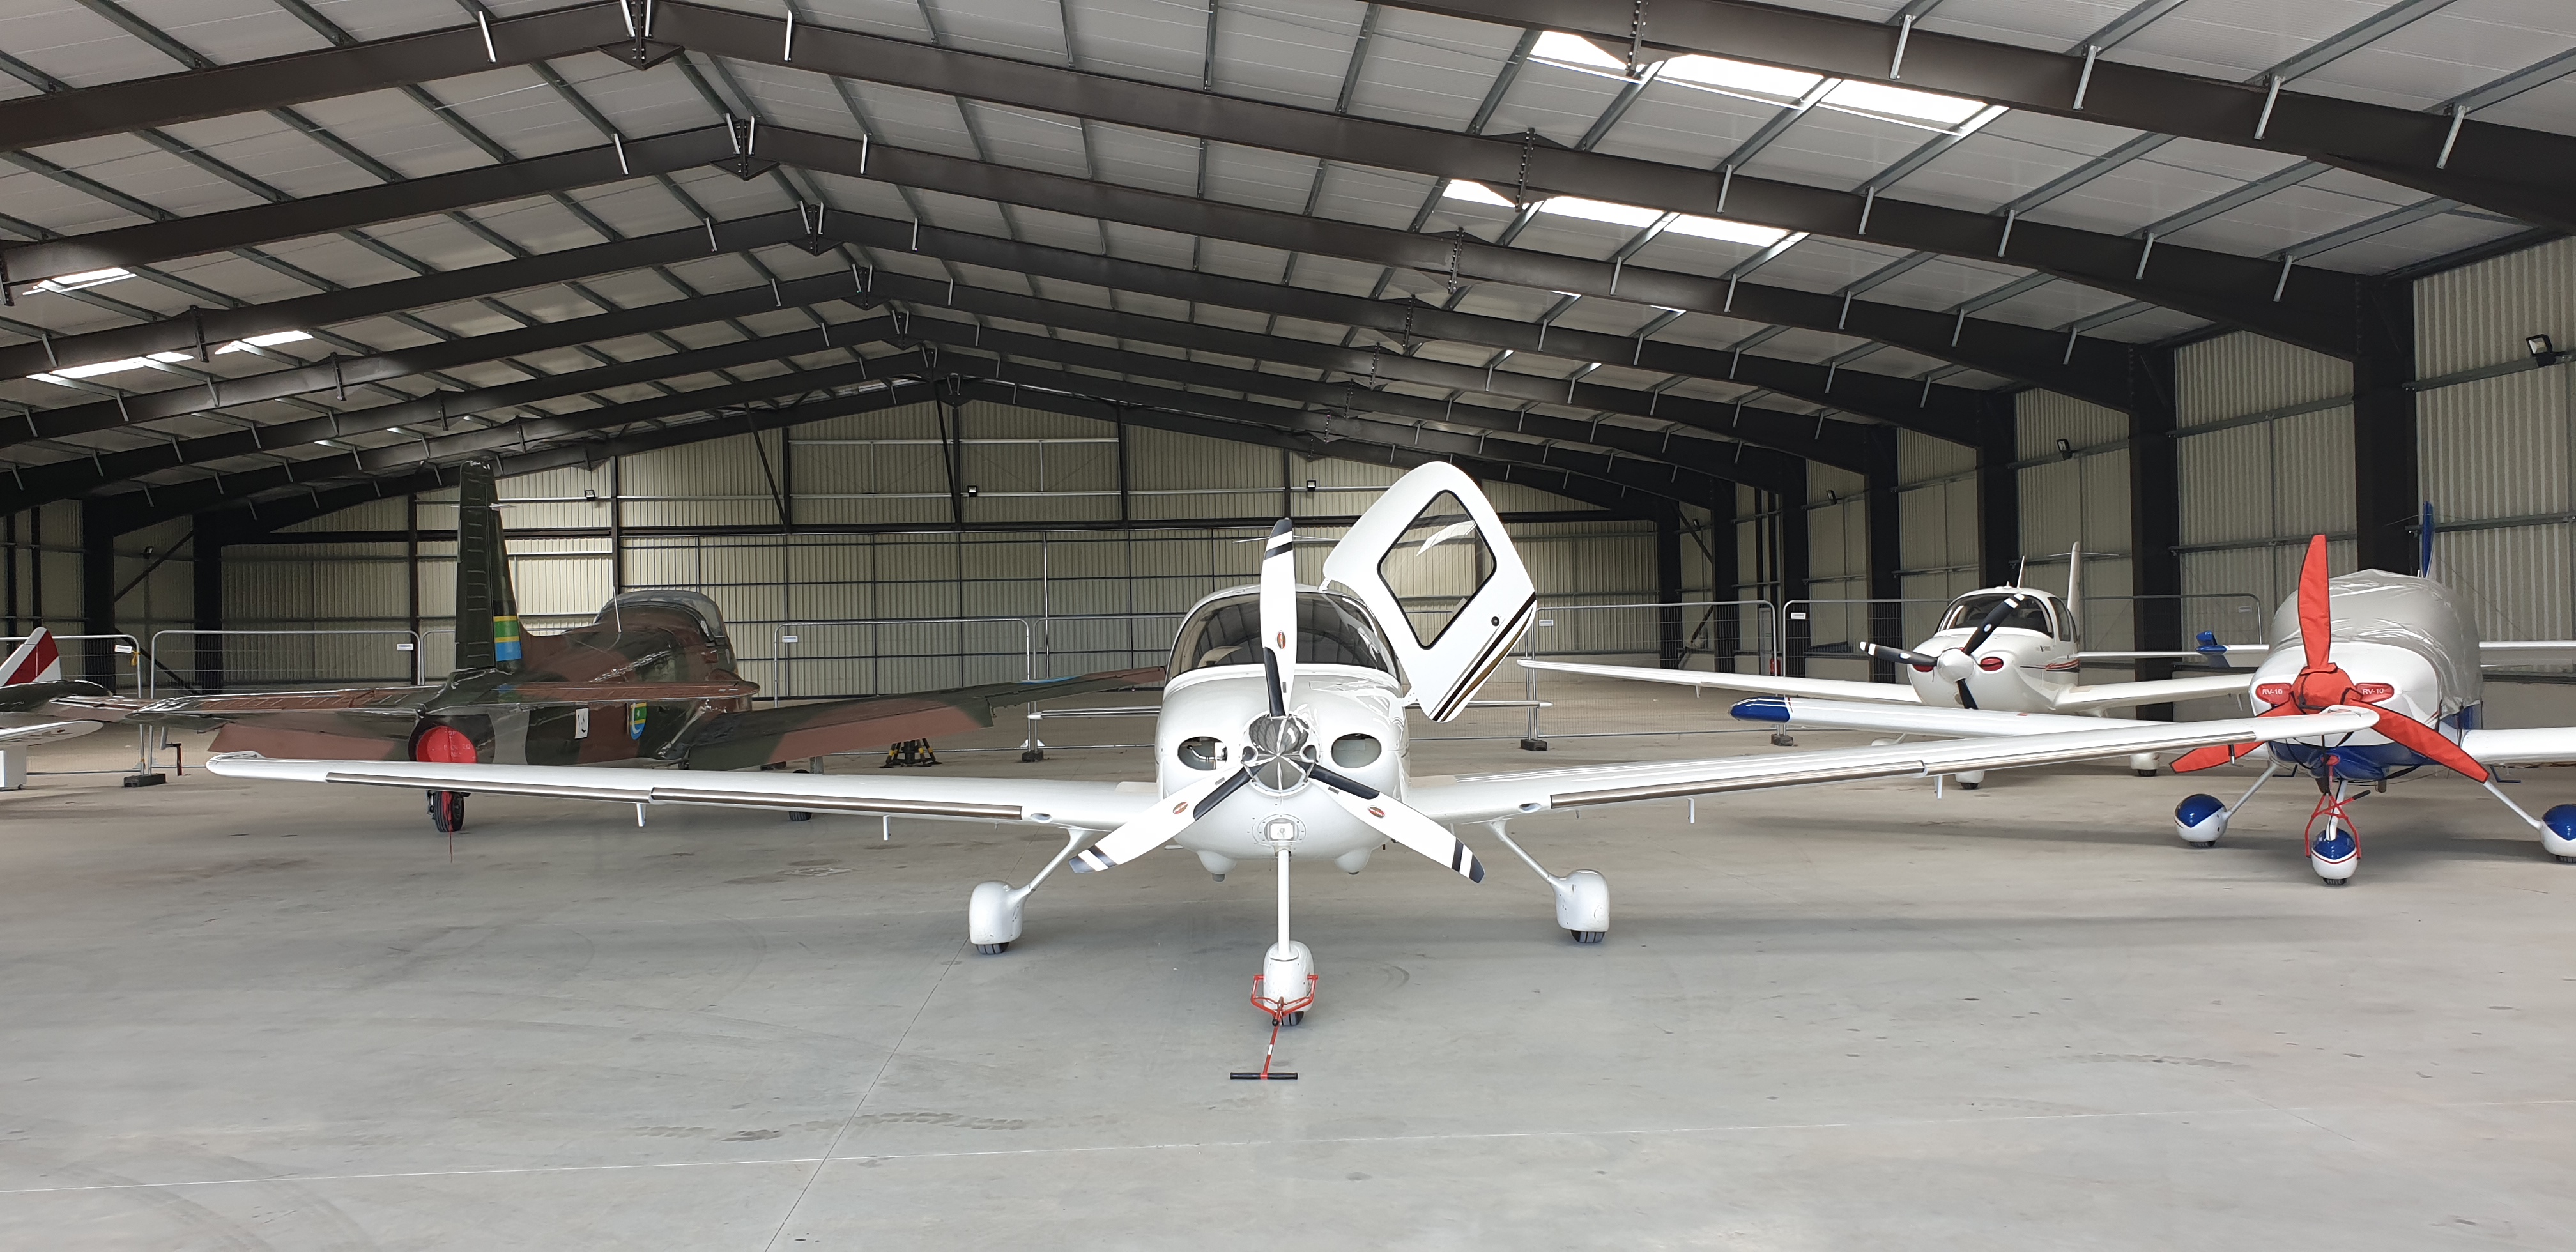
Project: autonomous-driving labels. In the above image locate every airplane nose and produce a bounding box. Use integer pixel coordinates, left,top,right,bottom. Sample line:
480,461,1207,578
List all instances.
1933,650,1975,682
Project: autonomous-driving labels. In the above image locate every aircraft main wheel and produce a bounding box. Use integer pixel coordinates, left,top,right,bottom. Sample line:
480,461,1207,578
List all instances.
1958,781,1981,790
1570,929,1606,944
975,942,1009,955
2320,876,2347,887
426,790,466,834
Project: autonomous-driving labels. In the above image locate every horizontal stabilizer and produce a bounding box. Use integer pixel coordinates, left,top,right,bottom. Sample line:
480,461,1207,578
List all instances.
681,666,1162,771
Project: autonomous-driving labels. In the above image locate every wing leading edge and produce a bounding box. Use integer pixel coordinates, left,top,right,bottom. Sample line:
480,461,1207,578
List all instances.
1516,659,1923,705
207,754,1157,830
1407,708,2377,825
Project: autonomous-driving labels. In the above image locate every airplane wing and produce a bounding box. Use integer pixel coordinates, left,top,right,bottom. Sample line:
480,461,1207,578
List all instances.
132,685,439,732
0,719,101,747
206,753,1157,829
2480,641,2576,668
1727,696,2124,738
2459,728,2576,766
1516,659,1923,705
1405,708,2375,825
2053,673,2250,713
679,666,1163,770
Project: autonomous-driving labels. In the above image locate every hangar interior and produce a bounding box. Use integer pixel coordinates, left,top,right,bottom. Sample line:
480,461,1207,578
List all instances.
4,0,2576,1244
0,0,2570,707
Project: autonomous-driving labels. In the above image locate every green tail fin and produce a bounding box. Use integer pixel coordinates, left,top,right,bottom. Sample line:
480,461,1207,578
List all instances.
452,461,523,675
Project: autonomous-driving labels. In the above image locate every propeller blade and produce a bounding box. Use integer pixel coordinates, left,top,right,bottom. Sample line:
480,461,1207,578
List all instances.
2297,533,2331,671
1071,768,1243,873
2366,707,2490,782
1955,679,1977,710
1261,516,1298,717
1860,641,1941,668
1309,764,1484,882
1961,593,2027,655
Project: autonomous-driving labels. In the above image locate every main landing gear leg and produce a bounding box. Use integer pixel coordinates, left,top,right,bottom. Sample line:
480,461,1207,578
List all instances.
2471,777,2576,864
1482,820,1609,943
2175,760,2280,846
967,826,1089,954
1254,843,1315,1026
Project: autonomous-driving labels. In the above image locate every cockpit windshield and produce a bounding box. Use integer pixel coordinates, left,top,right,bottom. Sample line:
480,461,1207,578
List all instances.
601,588,730,643
1171,590,1398,678
1940,592,2064,640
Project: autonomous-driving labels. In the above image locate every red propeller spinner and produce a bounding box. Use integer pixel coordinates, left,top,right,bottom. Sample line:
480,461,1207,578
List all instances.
2173,535,2488,780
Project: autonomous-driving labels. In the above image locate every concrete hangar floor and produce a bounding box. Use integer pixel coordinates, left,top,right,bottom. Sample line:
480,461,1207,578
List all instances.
1,675,2572,1249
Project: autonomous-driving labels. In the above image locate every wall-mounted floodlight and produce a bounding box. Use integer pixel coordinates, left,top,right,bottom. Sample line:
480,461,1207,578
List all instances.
2529,333,2567,367
583,489,599,502
965,484,979,497
1305,479,1318,492
2055,437,2074,459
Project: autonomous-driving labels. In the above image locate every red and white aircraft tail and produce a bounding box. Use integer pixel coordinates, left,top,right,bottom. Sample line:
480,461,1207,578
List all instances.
2,629,62,686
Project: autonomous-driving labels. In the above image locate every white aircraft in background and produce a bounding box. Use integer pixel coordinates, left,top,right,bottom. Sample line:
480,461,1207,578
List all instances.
0,630,106,750
1522,551,2248,783
210,466,2371,1023
1725,534,2576,885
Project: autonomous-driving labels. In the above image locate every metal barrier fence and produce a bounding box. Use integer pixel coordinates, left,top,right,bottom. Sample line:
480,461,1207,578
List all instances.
148,629,424,699
3,633,144,694
770,618,1035,704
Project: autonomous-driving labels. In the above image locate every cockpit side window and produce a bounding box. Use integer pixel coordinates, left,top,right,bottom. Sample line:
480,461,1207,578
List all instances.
1940,593,2057,638
1170,591,1399,678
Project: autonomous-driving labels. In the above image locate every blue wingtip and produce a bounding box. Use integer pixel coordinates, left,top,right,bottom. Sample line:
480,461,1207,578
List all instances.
2196,630,2222,652
1731,697,1791,723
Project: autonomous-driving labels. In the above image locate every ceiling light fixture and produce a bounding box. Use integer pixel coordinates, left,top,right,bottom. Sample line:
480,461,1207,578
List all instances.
26,351,192,385
215,330,314,354
29,267,135,294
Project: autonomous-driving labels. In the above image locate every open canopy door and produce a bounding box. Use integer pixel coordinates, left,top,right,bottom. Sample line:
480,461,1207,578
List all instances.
1321,463,1535,721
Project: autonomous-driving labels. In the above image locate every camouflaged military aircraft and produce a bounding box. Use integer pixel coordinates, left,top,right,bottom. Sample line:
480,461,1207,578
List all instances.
139,462,1158,832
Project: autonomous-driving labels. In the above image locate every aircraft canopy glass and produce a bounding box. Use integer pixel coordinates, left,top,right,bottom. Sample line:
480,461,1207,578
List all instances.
1171,590,1399,678
1941,592,2068,641
602,588,730,642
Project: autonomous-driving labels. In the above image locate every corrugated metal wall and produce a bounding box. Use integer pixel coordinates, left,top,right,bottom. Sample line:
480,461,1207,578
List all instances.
2017,390,2135,652
227,399,1660,696
1895,429,1979,643
2174,332,2355,642
2414,241,2576,653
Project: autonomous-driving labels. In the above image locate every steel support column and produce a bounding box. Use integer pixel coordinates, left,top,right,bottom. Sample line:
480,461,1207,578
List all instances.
2354,278,2419,574
192,529,223,693
1977,396,2021,586
1655,507,1683,669
2128,346,2182,721
1863,427,1903,684
78,501,116,685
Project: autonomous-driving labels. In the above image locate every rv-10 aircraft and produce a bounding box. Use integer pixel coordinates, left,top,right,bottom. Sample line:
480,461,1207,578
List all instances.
1720,533,2576,885
19,462,1153,827
211,464,2372,1022
1522,552,2248,782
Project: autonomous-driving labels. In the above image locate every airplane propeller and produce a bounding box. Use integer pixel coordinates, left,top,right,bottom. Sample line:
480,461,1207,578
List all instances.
1859,593,2034,710
2173,535,2489,780
1070,517,1485,881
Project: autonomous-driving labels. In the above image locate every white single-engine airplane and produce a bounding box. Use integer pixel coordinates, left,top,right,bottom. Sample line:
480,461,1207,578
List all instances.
1523,553,2250,782
209,466,2373,1021
1721,534,2576,885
